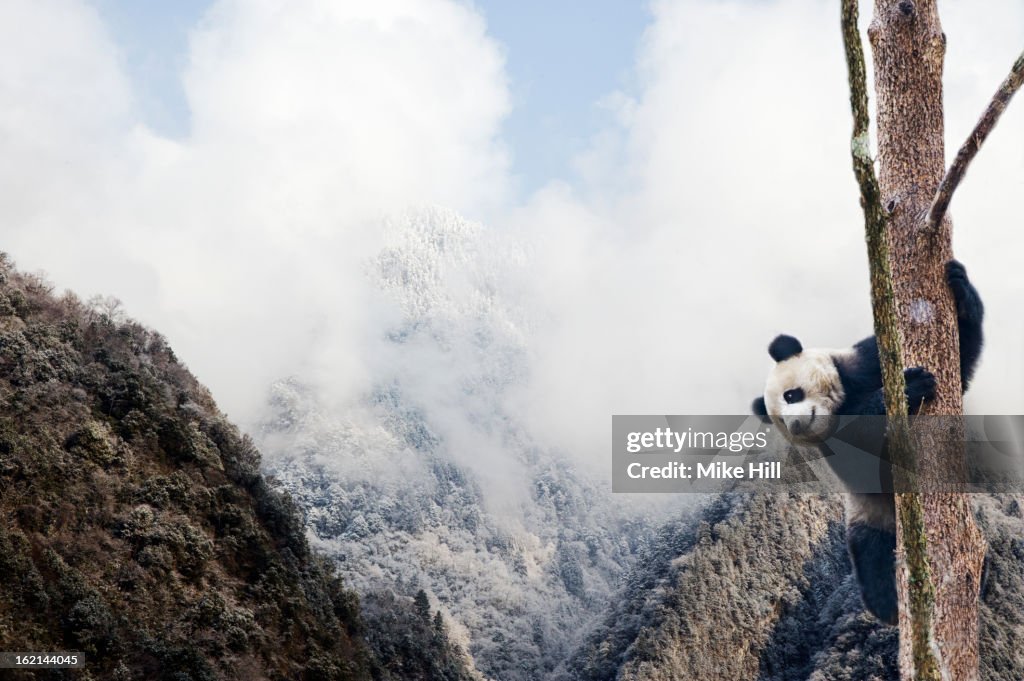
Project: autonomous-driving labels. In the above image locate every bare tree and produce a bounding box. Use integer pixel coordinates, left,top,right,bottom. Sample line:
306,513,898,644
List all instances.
841,1,1023,678
86,294,126,325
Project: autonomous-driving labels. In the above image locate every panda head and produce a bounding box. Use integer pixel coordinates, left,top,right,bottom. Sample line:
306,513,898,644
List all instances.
751,334,843,445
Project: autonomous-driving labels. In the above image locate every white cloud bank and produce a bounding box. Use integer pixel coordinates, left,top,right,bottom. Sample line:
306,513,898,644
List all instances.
1,0,1022,464
1,0,510,419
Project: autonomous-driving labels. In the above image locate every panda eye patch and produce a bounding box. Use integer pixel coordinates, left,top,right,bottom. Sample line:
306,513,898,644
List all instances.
783,388,804,404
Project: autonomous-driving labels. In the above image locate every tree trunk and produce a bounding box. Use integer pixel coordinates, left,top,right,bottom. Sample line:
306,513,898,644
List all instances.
867,1,987,678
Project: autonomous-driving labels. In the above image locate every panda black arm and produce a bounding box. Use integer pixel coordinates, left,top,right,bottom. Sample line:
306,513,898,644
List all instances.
947,260,984,389
834,337,884,415
845,336,882,394
838,364,937,416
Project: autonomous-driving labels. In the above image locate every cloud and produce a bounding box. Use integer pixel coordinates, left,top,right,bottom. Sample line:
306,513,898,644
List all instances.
182,0,510,224
0,0,135,291
0,0,511,421
1,0,1022,467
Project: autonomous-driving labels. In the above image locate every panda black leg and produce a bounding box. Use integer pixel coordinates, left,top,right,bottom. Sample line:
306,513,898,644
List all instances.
980,551,992,601
904,366,936,413
847,521,898,624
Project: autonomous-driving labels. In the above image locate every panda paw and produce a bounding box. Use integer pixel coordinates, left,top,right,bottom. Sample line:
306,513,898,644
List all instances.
904,366,936,411
946,260,984,325
946,259,968,283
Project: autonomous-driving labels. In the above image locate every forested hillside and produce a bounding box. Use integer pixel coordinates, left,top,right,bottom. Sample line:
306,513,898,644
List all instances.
0,254,474,681
563,493,1024,681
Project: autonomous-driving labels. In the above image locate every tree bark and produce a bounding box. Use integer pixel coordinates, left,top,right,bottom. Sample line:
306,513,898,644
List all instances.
867,1,987,678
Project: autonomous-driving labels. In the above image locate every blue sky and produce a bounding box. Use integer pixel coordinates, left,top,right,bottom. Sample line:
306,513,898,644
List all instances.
471,1,651,193
88,0,651,197
88,0,208,136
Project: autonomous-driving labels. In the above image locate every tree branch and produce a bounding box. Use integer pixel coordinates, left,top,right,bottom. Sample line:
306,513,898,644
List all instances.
926,49,1024,234
841,2,941,679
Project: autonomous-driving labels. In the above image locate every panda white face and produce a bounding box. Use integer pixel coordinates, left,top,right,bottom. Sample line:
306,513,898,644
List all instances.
763,346,845,445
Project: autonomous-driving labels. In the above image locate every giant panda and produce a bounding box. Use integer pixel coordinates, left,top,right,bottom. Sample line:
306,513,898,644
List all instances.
751,259,984,624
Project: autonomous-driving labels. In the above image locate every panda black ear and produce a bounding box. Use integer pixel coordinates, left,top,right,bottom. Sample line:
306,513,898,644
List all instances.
751,397,771,423
768,334,803,362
